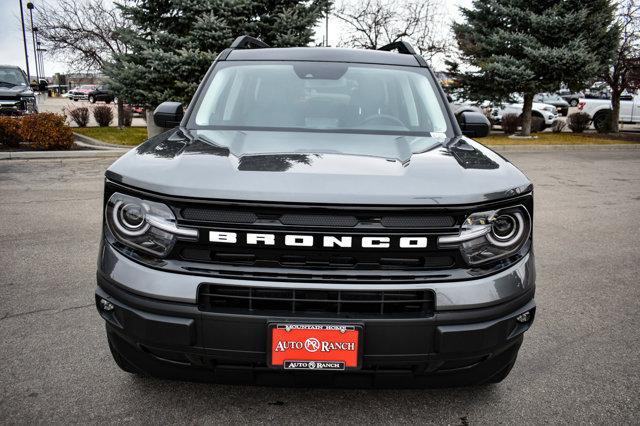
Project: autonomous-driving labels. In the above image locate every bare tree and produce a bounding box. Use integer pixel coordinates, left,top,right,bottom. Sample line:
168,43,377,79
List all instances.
333,0,449,62
35,0,130,126
603,0,640,132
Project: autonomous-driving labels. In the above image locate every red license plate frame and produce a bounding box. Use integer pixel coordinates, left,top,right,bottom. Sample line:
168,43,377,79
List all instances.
268,323,363,371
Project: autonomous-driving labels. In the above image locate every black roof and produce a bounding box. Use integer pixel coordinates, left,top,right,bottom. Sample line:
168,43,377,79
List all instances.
226,47,422,67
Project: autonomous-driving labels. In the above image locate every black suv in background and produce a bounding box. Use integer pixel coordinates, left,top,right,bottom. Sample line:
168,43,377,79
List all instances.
87,84,115,103
0,65,38,115
96,36,536,388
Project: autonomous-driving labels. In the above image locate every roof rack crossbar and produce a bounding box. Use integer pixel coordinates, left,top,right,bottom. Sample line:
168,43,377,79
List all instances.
230,35,270,50
377,41,417,55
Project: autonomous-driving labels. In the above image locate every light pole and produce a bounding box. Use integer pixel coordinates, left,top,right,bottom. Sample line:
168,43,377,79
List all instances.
27,2,39,82
18,0,31,82
325,5,330,47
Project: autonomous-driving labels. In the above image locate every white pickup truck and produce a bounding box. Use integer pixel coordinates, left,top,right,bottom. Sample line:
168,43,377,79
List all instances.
578,93,639,131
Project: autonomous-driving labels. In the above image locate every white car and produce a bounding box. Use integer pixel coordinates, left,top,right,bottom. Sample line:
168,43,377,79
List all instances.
577,93,639,131
491,95,559,129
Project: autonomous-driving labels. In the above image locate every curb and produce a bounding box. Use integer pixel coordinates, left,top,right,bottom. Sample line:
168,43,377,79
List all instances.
73,132,131,149
0,150,127,160
74,139,130,151
488,143,640,152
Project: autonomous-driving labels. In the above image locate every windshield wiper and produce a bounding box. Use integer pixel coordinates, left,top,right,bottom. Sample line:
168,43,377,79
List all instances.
0,81,18,87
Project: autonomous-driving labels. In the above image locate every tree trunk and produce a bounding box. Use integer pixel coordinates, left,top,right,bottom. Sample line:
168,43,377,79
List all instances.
146,109,164,138
117,98,124,128
610,89,621,133
521,93,534,136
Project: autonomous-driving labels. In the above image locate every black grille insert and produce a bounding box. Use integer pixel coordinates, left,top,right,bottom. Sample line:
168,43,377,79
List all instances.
198,284,436,317
181,208,257,223
381,215,455,228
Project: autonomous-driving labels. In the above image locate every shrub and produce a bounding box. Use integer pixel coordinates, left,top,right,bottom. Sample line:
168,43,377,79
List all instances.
530,116,545,133
0,116,22,147
67,107,89,127
552,120,566,133
20,113,74,150
594,110,612,133
501,113,520,134
567,112,591,133
93,105,114,127
122,106,133,127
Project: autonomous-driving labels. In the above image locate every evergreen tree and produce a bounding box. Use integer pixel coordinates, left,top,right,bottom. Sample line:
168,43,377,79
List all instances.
106,0,330,108
450,0,619,136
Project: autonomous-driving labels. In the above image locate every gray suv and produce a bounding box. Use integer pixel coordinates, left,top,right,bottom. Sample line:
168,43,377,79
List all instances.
96,36,535,387
0,65,38,115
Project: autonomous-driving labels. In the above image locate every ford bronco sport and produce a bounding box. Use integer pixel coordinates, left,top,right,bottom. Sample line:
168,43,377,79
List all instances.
96,36,535,387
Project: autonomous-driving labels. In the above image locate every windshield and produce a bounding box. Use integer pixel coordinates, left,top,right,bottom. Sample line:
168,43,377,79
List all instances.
193,62,448,135
0,67,28,87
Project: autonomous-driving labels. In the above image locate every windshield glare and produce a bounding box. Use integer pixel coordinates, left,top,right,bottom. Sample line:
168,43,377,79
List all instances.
194,62,448,135
0,68,27,87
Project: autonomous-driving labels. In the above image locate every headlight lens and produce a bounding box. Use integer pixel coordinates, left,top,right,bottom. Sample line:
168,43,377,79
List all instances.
438,205,531,265
106,192,197,257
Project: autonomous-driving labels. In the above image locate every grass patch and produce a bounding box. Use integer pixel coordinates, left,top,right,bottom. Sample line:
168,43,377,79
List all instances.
74,126,147,146
482,132,639,146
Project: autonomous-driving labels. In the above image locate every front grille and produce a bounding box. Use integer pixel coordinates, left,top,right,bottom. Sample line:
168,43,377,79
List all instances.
171,203,464,275
178,206,455,229
180,247,455,270
198,284,436,317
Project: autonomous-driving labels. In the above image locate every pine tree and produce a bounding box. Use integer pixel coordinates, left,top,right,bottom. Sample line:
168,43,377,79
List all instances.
105,0,330,108
450,0,619,136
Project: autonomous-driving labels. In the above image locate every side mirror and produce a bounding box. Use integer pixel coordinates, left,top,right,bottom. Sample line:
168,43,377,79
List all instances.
457,111,491,138
153,102,184,128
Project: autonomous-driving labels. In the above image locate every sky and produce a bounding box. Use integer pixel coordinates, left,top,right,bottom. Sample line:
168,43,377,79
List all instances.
0,0,473,78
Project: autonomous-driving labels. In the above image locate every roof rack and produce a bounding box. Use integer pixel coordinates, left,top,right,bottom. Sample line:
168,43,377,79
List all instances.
377,41,428,68
229,35,270,50
377,41,417,55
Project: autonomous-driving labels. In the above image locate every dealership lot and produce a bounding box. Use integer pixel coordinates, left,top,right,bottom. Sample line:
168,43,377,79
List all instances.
0,149,639,424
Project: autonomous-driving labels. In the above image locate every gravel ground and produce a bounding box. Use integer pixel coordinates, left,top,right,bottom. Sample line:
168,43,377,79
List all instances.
0,149,639,424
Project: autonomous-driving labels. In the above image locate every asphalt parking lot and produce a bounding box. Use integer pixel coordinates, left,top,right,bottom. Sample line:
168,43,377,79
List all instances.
1,148,639,424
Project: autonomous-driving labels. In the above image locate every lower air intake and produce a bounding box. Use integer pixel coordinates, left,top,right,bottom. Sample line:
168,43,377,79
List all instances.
198,284,435,318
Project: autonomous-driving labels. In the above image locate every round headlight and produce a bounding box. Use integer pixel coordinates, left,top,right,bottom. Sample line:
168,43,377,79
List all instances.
111,200,149,236
105,192,198,258
487,212,525,247
119,203,146,231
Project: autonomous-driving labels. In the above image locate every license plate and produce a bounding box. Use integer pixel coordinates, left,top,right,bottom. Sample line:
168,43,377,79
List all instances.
269,323,362,370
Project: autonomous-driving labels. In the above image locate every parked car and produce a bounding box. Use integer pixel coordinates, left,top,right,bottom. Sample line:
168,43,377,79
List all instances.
0,64,38,115
87,84,115,103
491,94,558,129
534,93,569,116
96,36,536,387
578,92,639,131
69,84,97,101
557,89,584,107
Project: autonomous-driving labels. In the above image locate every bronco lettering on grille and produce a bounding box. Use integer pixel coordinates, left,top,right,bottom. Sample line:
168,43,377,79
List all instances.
209,231,427,249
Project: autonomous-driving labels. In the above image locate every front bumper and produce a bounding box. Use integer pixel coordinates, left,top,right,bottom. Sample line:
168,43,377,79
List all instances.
96,245,536,386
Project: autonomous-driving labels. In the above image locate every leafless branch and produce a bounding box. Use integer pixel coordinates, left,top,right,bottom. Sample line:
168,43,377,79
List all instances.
35,0,131,73
333,0,450,62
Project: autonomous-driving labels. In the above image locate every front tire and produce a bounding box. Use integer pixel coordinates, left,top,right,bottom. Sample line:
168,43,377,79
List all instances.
89,95,96,104
570,99,579,107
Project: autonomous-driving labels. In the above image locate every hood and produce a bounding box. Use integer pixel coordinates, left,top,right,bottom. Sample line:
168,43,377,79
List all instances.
106,129,532,206
0,85,32,98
